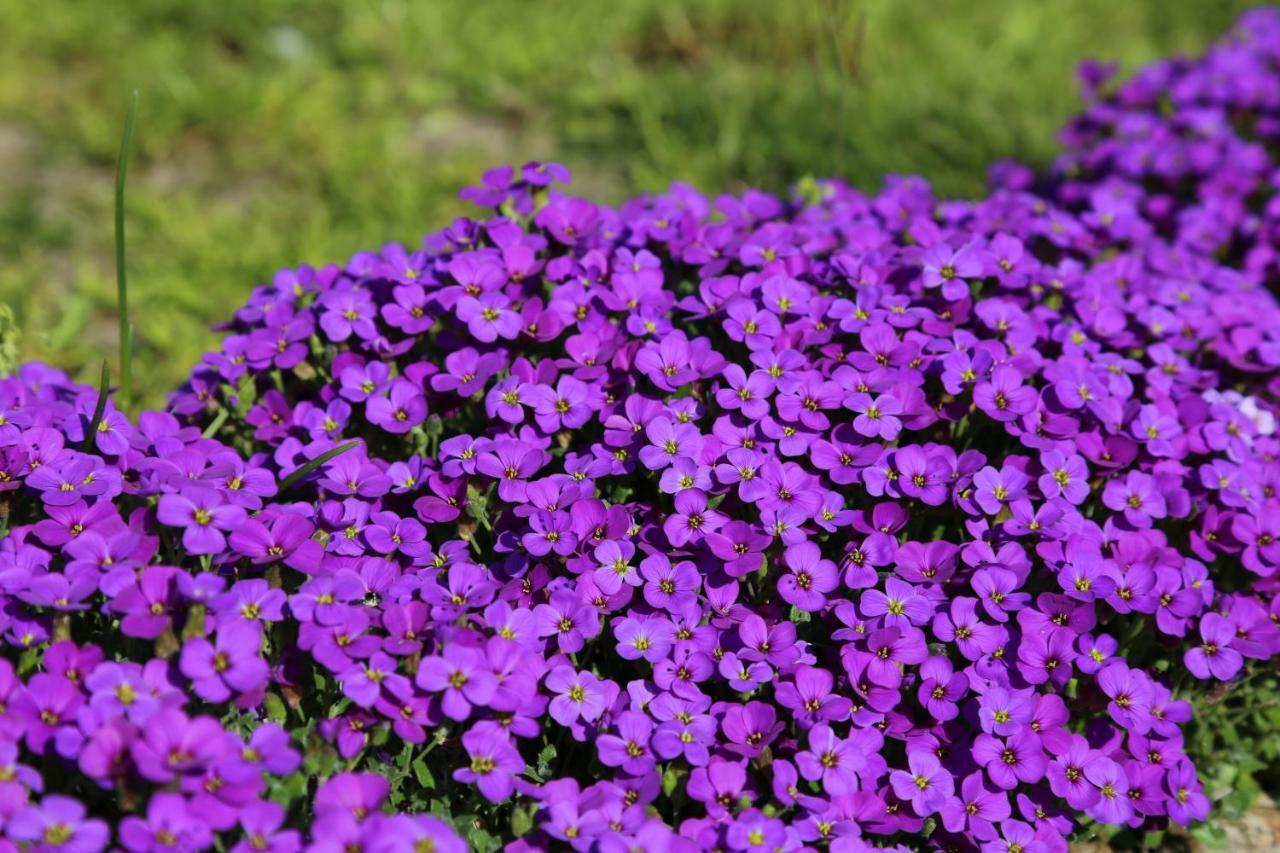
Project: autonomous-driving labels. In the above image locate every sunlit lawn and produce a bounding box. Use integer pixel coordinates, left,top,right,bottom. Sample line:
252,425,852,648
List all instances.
0,0,1254,405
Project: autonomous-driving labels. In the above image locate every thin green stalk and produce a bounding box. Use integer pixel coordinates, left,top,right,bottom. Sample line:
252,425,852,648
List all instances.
81,362,111,452
115,91,139,408
201,408,230,439
278,440,360,493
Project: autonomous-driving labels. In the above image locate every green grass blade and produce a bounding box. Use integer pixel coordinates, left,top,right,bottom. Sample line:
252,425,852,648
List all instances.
115,91,139,409
81,361,111,452
278,440,360,493
200,407,230,439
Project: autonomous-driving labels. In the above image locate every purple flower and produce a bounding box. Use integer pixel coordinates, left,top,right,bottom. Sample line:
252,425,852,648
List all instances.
179,620,269,703
545,665,609,726
1102,471,1167,528
119,791,212,851
533,589,600,653
130,708,227,782
776,665,852,726
847,392,903,441
231,801,301,853
1166,760,1210,825
8,795,109,852
1084,757,1133,825
1097,662,1154,733
340,651,409,709
416,644,498,721
26,456,111,506
861,577,932,627
688,760,752,819
456,292,521,342
640,555,701,616
890,751,954,816
921,241,982,300
1047,735,1104,809
367,378,428,434
614,615,673,662
11,674,82,753
454,725,524,802
528,376,595,433
972,465,1030,515
795,724,872,796
973,730,1047,790
1184,613,1244,680
156,486,246,555
639,417,703,471
110,566,186,639
978,686,1034,736
974,366,1037,423
940,771,1010,840
1038,451,1090,504
320,290,378,342
598,711,656,774
663,488,726,547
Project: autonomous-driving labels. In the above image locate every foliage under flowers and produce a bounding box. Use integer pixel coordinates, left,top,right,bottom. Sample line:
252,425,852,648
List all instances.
4,8,1280,852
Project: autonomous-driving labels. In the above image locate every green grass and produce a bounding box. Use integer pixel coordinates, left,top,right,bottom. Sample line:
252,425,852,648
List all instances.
0,0,1256,407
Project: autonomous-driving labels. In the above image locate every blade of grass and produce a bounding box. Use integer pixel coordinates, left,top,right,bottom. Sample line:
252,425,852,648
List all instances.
278,440,360,493
81,361,111,452
115,91,139,409
200,407,230,439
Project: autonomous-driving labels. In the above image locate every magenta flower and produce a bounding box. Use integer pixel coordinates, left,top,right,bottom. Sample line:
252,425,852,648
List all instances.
847,392,904,441
179,620,268,703
456,292,521,342
795,724,871,796
940,771,1010,840
921,241,982,300
8,795,109,852
129,708,226,782
366,377,428,434
1184,613,1244,680
415,644,498,721
890,751,954,816
156,486,246,554
639,554,701,616
974,366,1037,423
545,665,608,726
972,730,1046,790
533,589,601,654
454,725,523,802
119,791,212,852
597,711,656,774
1102,471,1168,528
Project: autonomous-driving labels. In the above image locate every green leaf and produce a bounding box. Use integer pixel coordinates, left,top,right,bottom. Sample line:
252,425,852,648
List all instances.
268,771,309,808
264,692,287,723
17,646,41,676
535,744,557,778
412,757,436,790
233,374,258,417
510,806,533,837
662,767,684,798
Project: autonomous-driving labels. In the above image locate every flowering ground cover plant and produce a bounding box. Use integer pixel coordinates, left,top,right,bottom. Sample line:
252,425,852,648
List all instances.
4,7,1280,853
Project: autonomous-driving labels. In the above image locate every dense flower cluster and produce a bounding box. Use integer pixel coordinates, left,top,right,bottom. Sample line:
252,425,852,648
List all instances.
4,8,1280,852
0,363,468,851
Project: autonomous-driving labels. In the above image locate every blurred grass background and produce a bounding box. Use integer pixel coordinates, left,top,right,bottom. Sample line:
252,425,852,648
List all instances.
0,0,1257,407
